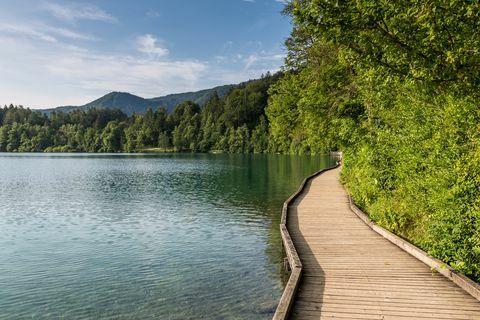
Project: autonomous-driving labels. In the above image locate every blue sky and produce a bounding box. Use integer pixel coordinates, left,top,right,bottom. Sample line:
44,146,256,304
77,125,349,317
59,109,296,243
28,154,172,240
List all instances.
0,0,291,108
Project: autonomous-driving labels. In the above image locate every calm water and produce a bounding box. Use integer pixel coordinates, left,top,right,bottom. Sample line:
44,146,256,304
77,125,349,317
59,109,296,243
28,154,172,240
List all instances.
0,153,334,319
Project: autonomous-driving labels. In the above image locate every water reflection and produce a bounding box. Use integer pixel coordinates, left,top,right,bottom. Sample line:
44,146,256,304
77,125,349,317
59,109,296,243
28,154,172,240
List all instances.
0,153,334,319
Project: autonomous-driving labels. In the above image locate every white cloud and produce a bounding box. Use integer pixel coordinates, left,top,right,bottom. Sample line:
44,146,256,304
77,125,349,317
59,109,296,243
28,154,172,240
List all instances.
0,33,285,107
136,34,169,58
43,25,97,41
44,2,116,23
204,49,285,86
46,52,207,95
0,22,97,44
0,0,290,109
0,8,284,108
0,24,285,107
0,23,57,43
0,32,212,107
243,50,284,71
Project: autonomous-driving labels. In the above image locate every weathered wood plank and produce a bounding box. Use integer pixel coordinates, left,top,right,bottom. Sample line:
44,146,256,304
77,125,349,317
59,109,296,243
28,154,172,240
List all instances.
279,166,480,320
272,164,340,320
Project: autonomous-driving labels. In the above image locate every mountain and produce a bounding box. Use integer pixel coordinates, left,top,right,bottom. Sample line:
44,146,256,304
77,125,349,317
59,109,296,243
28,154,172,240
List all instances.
41,84,235,115
149,85,234,112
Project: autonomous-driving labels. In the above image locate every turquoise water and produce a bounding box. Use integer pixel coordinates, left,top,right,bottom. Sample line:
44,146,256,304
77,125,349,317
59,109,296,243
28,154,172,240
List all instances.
0,153,334,319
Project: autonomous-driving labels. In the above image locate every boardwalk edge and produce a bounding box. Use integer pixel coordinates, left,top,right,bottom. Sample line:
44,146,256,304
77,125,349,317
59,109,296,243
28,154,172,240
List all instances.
348,196,480,302
272,162,340,320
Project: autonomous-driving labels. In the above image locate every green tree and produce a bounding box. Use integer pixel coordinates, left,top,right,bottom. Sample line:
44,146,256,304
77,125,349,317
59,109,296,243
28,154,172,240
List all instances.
100,121,125,152
158,131,171,151
0,125,10,151
293,0,480,93
251,115,268,153
7,123,22,152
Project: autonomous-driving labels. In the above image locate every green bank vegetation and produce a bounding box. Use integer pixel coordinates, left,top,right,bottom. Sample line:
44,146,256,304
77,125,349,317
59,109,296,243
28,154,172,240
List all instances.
0,1,478,281
266,1,480,282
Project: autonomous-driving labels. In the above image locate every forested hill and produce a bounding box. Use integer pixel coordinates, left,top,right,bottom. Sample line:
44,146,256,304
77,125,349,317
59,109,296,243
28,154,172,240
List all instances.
0,73,278,153
40,84,235,115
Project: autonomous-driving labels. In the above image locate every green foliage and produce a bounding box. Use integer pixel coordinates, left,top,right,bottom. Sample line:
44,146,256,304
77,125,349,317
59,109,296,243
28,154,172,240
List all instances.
0,75,276,155
270,0,480,281
293,0,480,92
100,121,125,152
267,42,363,154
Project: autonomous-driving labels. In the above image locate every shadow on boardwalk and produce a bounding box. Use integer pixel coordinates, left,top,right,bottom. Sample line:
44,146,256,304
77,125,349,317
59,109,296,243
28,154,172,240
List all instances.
288,181,326,319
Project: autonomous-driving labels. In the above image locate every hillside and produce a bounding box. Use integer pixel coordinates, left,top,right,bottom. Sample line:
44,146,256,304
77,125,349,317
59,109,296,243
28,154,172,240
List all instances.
1,74,277,154
41,84,235,115
149,85,234,112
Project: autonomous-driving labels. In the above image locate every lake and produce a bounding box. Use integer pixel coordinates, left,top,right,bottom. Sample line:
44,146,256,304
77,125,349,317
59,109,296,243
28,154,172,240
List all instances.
0,153,335,319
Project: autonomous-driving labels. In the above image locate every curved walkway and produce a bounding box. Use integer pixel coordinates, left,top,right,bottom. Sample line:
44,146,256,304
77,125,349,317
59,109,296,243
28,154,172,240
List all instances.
288,167,480,319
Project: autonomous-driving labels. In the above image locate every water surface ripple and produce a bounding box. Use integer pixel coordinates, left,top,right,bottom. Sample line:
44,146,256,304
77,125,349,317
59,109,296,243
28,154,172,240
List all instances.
0,153,334,319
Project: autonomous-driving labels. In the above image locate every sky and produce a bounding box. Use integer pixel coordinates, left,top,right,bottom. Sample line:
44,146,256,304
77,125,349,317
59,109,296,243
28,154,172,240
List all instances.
0,0,291,108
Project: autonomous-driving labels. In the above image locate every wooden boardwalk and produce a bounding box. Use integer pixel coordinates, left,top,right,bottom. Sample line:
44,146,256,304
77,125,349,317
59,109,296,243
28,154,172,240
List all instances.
287,166,480,320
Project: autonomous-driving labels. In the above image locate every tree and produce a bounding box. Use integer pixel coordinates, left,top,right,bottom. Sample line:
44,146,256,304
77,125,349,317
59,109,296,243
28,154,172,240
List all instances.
251,115,269,153
7,123,22,152
293,0,480,92
0,125,10,151
158,131,170,151
100,121,124,152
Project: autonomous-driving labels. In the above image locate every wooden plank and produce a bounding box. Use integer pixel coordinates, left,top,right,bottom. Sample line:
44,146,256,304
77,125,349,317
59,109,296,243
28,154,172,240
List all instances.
349,198,480,301
272,164,340,320
277,166,480,320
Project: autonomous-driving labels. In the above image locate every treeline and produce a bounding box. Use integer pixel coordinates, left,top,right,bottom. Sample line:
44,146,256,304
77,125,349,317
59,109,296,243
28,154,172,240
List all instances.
0,74,277,153
266,1,480,281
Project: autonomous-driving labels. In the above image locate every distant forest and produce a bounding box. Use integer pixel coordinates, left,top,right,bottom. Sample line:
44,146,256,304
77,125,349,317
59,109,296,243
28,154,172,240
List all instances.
0,74,278,153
